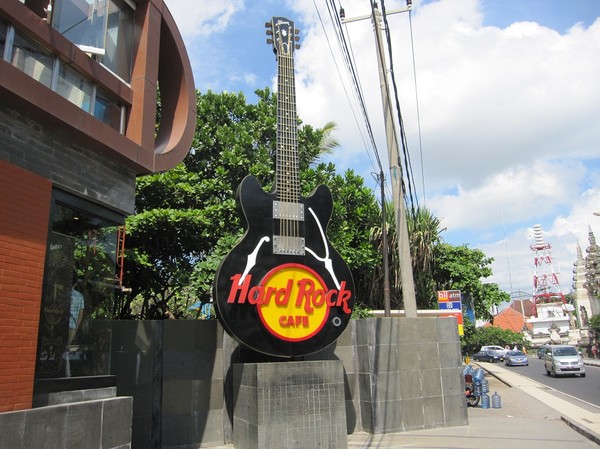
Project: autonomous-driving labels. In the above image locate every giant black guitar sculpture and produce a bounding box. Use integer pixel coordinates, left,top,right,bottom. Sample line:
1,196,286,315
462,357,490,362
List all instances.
213,17,355,358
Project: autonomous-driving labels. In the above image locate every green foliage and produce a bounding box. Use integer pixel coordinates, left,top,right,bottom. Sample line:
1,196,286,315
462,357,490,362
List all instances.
434,243,509,321
121,89,381,318
122,87,509,322
351,303,375,319
461,321,526,355
590,314,600,335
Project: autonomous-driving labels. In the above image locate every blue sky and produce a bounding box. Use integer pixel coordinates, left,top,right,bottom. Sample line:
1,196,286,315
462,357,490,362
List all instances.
165,0,600,302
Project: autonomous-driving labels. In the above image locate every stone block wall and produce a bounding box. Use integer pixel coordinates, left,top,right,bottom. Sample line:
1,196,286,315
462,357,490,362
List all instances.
232,361,347,449
354,317,467,433
0,396,133,449
103,316,465,448
109,320,226,449
0,105,136,214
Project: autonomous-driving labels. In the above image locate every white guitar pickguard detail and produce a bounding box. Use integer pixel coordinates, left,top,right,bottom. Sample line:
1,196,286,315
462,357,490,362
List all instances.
239,236,270,285
305,207,341,289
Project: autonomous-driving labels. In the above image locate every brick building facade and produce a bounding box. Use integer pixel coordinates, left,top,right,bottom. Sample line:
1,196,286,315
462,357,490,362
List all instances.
0,0,195,414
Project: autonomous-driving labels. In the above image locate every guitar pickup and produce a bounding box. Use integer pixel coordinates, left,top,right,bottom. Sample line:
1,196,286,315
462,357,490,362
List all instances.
273,236,305,255
273,201,304,221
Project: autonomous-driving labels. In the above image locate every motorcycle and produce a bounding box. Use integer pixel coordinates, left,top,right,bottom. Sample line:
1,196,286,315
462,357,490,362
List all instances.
464,373,480,407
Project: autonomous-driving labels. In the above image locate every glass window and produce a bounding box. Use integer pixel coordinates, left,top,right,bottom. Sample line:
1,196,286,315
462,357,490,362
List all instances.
56,62,93,111
94,87,122,129
0,19,7,59
11,31,54,88
52,0,133,82
100,0,133,81
51,0,108,55
36,191,123,379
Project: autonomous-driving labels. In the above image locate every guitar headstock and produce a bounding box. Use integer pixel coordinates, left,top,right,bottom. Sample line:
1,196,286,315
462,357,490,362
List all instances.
266,17,300,56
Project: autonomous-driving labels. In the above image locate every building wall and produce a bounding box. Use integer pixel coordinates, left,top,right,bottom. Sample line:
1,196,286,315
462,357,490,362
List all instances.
0,0,196,429
0,161,51,412
104,317,466,449
0,104,137,215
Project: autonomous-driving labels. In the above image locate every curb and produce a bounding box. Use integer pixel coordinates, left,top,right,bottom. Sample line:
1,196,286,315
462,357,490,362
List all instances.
477,362,600,446
561,416,600,446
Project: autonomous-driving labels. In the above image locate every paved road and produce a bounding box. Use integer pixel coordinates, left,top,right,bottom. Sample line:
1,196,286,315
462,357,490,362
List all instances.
497,356,600,407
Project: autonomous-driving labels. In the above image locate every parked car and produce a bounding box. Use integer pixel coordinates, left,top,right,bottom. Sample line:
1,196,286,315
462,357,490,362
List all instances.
472,350,503,363
544,345,585,377
537,345,550,359
504,350,529,366
481,345,509,358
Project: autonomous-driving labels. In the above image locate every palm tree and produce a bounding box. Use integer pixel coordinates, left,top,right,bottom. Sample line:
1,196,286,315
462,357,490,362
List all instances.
316,121,339,157
370,204,445,311
408,207,445,309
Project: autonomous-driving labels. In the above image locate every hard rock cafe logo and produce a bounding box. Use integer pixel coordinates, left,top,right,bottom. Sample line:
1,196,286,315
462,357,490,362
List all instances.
226,263,352,342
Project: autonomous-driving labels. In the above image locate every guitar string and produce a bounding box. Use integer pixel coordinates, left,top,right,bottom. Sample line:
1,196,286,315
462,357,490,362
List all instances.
278,49,300,247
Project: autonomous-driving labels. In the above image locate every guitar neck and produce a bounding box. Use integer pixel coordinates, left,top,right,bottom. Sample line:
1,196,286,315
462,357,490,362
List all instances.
276,52,300,203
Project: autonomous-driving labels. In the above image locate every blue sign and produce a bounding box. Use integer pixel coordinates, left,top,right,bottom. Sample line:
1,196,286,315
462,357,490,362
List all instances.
439,301,461,310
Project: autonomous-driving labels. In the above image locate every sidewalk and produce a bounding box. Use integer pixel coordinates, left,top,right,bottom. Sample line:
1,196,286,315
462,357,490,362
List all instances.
209,359,600,448
346,360,600,448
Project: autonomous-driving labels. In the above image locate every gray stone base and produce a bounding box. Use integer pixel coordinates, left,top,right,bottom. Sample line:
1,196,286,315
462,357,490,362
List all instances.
0,396,132,449
232,360,347,449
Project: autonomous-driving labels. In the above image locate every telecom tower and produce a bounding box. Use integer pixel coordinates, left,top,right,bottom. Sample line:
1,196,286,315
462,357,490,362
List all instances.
530,224,565,317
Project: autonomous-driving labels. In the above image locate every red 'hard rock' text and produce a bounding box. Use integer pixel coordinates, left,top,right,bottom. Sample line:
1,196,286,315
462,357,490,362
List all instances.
227,274,352,314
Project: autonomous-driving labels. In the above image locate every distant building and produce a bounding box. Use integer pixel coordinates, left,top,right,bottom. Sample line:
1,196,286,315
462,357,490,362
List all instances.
1,0,195,414
486,306,532,333
509,298,535,318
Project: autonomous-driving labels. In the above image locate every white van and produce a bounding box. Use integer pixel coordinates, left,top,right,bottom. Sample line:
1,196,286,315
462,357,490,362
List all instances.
481,345,508,359
544,345,585,377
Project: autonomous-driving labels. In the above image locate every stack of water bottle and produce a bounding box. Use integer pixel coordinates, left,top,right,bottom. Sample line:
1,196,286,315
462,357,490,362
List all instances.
464,364,501,408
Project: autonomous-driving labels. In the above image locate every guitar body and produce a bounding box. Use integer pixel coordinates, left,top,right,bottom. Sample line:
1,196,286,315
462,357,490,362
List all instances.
213,17,355,357
214,176,355,357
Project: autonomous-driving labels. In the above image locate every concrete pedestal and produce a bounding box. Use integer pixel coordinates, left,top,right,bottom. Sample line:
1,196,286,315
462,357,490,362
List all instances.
232,360,347,449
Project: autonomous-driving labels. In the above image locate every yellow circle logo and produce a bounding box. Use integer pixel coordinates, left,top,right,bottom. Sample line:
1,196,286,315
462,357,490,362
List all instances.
257,263,329,341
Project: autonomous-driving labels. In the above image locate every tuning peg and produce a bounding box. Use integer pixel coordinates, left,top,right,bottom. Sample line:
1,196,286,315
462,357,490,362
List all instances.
266,29,273,36
294,36,300,41
295,29,300,34
265,22,272,28
295,44,301,50
267,39,274,45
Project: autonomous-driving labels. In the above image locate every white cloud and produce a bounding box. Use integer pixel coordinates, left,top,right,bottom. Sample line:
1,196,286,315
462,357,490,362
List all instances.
164,0,244,37
428,160,586,230
484,191,600,296
164,0,600,298
290,0,600,296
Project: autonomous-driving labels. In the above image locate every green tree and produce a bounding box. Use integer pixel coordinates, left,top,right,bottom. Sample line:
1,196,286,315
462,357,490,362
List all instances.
461,321,526,355
408,207,446,309
369,204,446,311
589,314,600,336
368,205,506,317
434,243,509,321
121,88,381,318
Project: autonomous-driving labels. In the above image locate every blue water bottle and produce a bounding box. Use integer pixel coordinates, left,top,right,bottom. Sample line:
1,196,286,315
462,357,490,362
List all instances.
481,393,490,409
492,392,501,408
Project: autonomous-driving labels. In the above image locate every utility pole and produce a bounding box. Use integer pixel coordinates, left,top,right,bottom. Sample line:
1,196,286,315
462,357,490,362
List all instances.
379,170,391,316
342,2,417,317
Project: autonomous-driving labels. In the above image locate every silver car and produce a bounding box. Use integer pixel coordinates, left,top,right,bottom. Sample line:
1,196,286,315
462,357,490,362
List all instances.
544,345,585,377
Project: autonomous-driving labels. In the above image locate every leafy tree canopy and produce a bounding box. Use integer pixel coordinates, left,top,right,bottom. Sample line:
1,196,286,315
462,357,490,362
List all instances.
461,321,526,355
121,88,381,318
120,88,509,323
433,243,509,321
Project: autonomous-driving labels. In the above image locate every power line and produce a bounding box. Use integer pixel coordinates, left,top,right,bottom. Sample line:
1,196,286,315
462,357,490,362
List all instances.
407,10,427,206
379,0,419,217
312,0,378,173
324,0,386,178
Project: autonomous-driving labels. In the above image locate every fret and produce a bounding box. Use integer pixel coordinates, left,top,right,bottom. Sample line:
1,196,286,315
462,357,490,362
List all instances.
269,17,303,254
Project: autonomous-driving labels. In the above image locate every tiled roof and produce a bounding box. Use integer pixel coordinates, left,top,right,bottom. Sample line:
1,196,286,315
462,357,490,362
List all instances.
487,307,533,332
